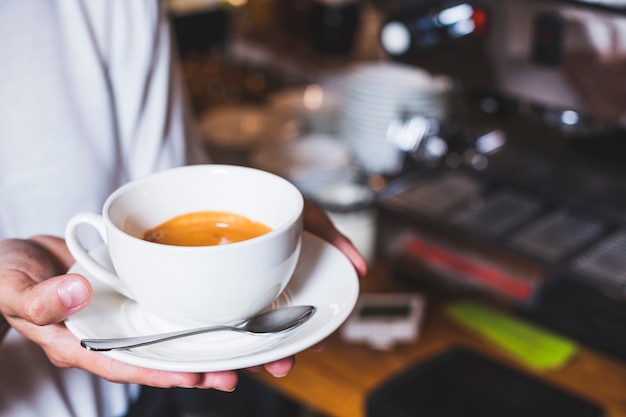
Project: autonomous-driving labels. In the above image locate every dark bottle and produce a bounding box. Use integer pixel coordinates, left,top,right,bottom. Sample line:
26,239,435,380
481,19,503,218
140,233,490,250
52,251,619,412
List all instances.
309,0,362,55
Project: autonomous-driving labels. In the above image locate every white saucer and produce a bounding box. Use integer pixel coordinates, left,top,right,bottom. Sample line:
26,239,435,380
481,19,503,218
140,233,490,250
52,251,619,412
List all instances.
65,232,359,372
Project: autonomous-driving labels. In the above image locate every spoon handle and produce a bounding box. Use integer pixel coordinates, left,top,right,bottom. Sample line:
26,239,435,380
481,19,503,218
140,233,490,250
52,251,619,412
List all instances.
81,325,239,351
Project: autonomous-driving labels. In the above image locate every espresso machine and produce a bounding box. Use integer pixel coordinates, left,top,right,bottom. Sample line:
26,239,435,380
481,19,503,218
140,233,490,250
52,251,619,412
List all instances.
374,0,626,362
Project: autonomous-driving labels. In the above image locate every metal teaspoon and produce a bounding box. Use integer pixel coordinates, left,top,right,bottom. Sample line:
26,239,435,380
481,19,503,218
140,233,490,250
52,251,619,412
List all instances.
80,305,316,351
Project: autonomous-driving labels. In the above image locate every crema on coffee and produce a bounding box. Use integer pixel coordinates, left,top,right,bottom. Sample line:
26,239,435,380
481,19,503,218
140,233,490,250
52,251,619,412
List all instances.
142,211,272,246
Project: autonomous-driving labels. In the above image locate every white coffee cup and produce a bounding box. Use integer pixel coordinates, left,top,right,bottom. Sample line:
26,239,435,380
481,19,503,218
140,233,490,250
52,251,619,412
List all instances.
65,164,304,327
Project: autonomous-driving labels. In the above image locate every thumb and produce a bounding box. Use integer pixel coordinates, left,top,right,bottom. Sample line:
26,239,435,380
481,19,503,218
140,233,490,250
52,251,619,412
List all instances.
331,235,368,279
18,274,92,326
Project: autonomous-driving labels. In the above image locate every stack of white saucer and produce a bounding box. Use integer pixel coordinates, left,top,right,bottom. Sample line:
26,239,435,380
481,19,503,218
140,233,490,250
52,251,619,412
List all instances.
199,105,301,150
250,133,358,197
338,62,453,175
198,105,302,165
269,84,342,134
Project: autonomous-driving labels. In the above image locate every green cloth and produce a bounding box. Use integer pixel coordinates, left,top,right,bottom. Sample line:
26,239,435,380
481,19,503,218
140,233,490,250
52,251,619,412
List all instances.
446,301,579,370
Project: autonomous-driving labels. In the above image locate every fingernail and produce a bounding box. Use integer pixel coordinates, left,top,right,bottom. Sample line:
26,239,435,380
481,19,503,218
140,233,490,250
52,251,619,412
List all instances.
217,384,237,392
58,279,89,309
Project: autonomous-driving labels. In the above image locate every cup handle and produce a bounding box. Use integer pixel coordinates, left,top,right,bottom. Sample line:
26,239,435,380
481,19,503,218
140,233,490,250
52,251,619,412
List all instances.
65,212,134,299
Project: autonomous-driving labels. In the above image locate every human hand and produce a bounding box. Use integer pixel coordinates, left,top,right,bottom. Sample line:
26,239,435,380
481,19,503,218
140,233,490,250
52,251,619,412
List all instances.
303,199,368,279
300,199,368,352
0,235,294,391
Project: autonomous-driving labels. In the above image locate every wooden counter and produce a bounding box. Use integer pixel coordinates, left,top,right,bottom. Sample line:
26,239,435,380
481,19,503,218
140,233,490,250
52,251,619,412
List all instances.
251,263,626,417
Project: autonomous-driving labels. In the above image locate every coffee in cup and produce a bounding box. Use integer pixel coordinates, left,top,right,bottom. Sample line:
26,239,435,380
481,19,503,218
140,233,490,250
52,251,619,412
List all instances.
142,210,272,247
65,164,303,327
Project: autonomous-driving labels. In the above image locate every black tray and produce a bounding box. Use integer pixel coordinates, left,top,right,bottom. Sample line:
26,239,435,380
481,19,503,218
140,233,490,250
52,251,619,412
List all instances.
367,348,604,417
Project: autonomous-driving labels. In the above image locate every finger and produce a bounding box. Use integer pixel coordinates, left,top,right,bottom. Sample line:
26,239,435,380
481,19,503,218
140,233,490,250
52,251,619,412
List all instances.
3,273,92,325
311,338,329,351
197,371,239,391
330,235,368,279
263,356,295,377
303,200,368,278
30,322,239,390
79,353,238,390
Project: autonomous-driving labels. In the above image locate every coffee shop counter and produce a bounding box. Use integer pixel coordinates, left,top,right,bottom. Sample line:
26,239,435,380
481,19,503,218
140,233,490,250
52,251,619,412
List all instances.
249,262,626,417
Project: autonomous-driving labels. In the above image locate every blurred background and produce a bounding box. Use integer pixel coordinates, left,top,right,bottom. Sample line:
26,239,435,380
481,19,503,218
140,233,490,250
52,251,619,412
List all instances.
165,1,626,416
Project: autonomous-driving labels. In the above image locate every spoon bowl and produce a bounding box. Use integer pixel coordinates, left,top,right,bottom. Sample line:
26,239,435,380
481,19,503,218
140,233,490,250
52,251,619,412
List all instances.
81,305,316,351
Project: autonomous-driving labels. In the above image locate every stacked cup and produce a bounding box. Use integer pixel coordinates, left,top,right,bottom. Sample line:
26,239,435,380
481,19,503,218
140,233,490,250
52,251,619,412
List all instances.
338,62,453,175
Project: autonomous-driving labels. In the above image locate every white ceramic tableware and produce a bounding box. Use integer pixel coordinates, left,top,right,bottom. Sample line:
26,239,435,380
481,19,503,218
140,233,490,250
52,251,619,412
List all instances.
269,84,342,133
199,106,300,151
65,164,304,327
338,61,453,174
64,232,360,372
250,133,358,196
